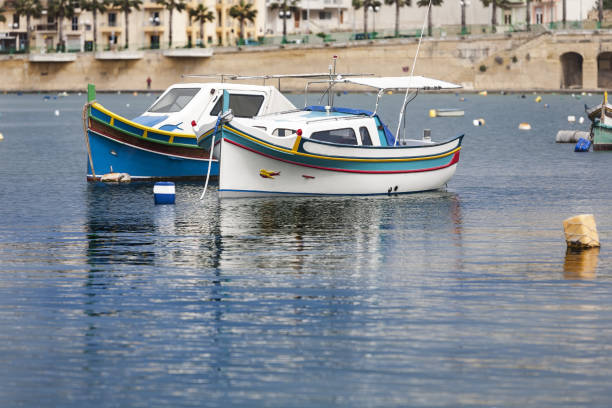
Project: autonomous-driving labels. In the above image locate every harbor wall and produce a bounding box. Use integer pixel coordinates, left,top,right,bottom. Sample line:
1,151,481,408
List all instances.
0,31,609,92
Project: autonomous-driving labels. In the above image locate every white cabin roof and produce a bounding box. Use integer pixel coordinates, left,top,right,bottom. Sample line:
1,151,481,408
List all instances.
343,76,461,90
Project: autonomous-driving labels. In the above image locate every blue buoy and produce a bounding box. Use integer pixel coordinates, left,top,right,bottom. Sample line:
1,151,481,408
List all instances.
154,182,175,204
574,137,591,152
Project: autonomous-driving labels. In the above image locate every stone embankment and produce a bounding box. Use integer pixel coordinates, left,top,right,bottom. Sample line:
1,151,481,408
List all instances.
0,30,609,92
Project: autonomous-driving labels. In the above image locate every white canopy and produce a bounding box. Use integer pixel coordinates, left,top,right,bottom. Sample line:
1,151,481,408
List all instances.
343,76,461,90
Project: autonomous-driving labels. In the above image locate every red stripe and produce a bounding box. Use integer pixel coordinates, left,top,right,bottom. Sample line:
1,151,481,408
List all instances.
224,138,460,174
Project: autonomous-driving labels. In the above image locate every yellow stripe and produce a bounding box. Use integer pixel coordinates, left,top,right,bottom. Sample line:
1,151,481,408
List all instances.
224,125,460,163
110,117,114,126
92,102,196,140
143,129,148,138
292,134,302,152
169,135,174,143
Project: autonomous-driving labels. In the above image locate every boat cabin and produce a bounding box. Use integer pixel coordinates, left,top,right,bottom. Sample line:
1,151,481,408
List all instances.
240,107,401,147
131,83,295,133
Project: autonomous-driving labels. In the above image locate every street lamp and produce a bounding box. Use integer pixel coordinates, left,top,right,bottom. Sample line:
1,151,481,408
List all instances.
460,0,470,35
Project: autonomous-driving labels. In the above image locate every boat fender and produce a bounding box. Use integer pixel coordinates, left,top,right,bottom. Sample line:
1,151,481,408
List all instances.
0,132,3,141
429,109,437,118
563,214,600,249
568,115,576,123
154,182,175,205
574,137,591,152
535,96,542,103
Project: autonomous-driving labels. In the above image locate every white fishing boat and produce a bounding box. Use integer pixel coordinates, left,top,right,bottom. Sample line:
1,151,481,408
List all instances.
197,74,464,197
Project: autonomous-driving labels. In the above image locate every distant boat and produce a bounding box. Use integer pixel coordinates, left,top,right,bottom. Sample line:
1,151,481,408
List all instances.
83,82,295,181
586,92,612,151
197,75,464,197
430,108,465,117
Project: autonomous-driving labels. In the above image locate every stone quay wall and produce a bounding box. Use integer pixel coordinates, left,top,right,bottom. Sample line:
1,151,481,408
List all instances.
0,31,609,92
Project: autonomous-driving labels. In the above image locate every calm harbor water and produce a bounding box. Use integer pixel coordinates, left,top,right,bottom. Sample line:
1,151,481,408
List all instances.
1,90,612,407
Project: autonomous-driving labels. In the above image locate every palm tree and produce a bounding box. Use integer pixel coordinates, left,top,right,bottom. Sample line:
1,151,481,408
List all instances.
0,3,7,23
598,0,603,28
479,0,501,33
229,0,257,44
352,0,381,38
562,0,566,28
11,0,42,52
525,0,530,31
416,0,443,37
81,0,109,51
384,0,409,38
47,0,76,51
155,0,186,48
268,0,299,42
113,0,142,49
188,3,214,47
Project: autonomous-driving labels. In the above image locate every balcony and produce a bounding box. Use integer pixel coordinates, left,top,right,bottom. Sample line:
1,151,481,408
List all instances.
35,23,58,32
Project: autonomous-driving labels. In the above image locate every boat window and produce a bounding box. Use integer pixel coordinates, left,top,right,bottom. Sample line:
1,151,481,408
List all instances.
310,128,358,145
359,127,373,146
148,88,200,113
210,94,265,118
253,126,267,131
272,128,296,137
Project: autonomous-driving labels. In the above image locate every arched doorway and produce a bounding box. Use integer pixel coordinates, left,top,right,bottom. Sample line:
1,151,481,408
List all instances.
560,52,583,89
598,52,612,88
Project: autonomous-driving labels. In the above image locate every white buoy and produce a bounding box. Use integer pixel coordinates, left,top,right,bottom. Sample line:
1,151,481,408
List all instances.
54,109,60,116
472,118,485,126
0,132,4,141
126,103,130,107
579,116,585,124
518,122,531,130
154,182,175,204
568,115,576,123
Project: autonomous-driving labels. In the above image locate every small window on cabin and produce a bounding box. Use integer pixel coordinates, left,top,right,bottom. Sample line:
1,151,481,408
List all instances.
148,88,200,113
272,128,296,137
210,94,265,118
310,128,358,145
359,127,372,146
253,126,267,131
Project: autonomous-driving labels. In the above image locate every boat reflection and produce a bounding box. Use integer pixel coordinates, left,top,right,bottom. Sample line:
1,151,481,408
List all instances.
563,247,600,280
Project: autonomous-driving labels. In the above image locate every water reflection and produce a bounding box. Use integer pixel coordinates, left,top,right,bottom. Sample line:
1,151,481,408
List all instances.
216,191,464,275
563,247,600,280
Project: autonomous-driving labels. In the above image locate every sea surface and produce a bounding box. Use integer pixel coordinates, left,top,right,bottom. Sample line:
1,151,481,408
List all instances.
1,90,612,407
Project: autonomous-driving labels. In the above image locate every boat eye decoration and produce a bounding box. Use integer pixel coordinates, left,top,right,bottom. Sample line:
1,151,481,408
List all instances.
260,169,280,179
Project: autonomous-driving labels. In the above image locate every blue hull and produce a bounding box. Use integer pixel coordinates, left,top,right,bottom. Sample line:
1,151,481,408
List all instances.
87,129,218,180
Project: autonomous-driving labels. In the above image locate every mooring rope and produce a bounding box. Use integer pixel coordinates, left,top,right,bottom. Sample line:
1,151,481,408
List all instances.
199,115,223,200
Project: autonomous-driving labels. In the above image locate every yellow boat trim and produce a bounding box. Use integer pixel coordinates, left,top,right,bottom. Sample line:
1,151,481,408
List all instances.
292,134,302,152
143,129,148,138
224,125,461,163
110,117,114,126
91,102,197,139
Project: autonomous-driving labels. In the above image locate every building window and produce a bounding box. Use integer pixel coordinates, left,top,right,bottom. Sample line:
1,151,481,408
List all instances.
318,11,332,20
504,12,511,25
12,14,19,29
108,13,117,27
109,33,118,44
72,16,78,31
150,11,160,26
535,8,543,24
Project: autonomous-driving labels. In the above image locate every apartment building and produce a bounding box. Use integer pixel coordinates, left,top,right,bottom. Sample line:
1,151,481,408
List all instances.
0,0,262,52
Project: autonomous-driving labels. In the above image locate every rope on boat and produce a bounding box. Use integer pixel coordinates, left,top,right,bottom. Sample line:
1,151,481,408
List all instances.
82,102,96,180
199,115,223,200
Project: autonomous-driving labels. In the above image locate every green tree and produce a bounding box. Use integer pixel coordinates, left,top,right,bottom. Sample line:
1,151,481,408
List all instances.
525,0,530,31
416,0,443,36
480,0,501,32
112,0,142,49
352,0,381,37
188,3,214,47
384,0,409,37
0,3,6,23
229,0,257,43
81,0,109,51
11,0,42,52
47,0,76,51
155,0,186,48
268,0,299,41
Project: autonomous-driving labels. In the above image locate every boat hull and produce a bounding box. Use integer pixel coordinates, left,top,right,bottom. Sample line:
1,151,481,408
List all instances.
218,124,462,197
86,102,217,180
592,123,612,151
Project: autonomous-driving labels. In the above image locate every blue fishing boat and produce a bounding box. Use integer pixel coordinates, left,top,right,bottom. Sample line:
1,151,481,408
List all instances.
83,82,295,180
